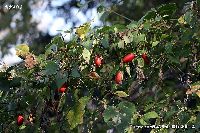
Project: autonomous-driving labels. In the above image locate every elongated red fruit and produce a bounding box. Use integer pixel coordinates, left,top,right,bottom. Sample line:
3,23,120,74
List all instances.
58,83,68,93
94,56,102,67
141,53,150,64
122,53,135,63
17,115,24,126
115,71,123,84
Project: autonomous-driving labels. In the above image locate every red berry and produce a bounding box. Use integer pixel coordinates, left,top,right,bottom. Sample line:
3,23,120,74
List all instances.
115,71,123,84
94,56,102,67
58,83,67,93
141,53,150,65
17,115,24,126
122,53,135,63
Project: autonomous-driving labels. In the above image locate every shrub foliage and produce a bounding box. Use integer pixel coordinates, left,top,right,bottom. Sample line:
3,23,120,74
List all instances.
0,2,200,133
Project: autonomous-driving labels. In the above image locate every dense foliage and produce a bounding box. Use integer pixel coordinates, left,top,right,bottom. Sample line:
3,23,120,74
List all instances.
0,2,200,133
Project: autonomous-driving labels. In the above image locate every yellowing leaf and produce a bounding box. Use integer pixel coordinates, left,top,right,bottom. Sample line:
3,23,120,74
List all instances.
16,44,29,57
196,90,200,98
114,91,129,98
191,85,200,90
186,89,193,95
178,15,186,24
88,71,100,80
75,22,91,40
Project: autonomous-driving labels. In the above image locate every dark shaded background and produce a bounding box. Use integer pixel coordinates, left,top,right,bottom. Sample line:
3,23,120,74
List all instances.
0,0,192,57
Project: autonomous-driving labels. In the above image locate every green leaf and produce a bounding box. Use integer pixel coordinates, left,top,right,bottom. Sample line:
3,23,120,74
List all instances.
82,48,91,63
168,55,180,64
67,96,90,129
184,11,193,25
103,101,136,131
152,41,159,47
165,43,173,54
103,106,118,123
100,64,113,73
138,9,156,23
137,58,144,67
45,44,57,55
56,72,68,88
51,36,64,47
133,34,145,44
82,39,92,49
127,21,137,29
112,24,126,31
197,65,200,73
19,125,26,130
178,112,190,123
139,118,148,125
114,91,129,98
118,101,136,115
164,110,177,121
143,111,159,121
71,66,80,78
118,40,125,48
157,3,177,17
44,61,58,75
161,34,169,39
144,103,155,112
102,34,109,48
143,22,151,30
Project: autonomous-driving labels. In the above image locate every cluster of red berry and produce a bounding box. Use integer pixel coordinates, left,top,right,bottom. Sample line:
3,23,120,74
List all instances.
94,53,150,84
17,53,149,126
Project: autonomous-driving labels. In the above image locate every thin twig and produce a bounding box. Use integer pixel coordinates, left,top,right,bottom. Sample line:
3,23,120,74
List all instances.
106,8,133,22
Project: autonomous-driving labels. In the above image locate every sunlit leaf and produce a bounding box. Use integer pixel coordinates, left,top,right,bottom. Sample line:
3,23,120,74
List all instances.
82,48,91,63
178,16,186,24
114,91,129,98
152,41,159,47
16,44,29,57
124,36,131,44
75,22,91,40
118,40,125,48
139,118,148,125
